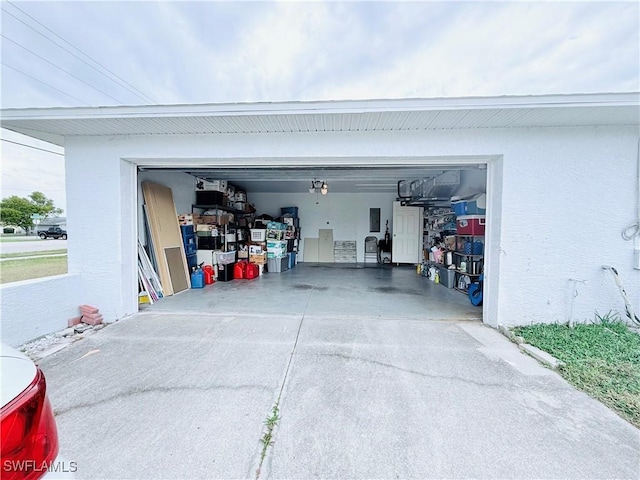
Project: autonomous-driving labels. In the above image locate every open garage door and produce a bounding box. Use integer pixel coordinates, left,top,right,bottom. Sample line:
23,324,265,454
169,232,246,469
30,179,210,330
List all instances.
135,160,492,323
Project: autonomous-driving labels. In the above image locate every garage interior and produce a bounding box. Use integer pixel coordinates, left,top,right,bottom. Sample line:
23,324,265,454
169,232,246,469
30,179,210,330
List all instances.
137,163,487,321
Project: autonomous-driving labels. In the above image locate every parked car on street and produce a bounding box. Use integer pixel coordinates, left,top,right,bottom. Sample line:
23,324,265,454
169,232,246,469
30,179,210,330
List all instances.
1,343,76,479
38,228,67,240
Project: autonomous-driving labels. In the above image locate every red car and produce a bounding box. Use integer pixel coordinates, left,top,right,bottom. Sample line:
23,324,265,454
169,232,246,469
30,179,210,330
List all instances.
1,344,76,479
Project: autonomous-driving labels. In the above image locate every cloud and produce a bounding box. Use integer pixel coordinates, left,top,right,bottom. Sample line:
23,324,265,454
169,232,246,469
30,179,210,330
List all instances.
1,129,66,211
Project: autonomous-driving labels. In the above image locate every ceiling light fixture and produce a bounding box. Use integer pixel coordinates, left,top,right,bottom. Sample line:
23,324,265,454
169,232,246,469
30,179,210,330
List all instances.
309,179,328,195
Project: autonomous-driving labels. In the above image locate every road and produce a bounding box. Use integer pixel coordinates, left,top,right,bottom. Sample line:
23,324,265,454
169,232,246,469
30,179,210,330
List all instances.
0,238,67,254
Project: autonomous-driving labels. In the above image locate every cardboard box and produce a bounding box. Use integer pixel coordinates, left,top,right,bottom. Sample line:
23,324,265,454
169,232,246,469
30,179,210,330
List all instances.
250,253,267,264
195,179,227,192
249,245,264,254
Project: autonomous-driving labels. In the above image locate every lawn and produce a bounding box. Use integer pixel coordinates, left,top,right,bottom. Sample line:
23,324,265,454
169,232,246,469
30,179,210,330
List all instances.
0,249,66,259
513,319,640,428
0,255,68,284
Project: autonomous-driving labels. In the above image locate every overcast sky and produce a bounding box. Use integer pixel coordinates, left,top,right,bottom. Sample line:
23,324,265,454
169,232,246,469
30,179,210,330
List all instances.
1,0,639,213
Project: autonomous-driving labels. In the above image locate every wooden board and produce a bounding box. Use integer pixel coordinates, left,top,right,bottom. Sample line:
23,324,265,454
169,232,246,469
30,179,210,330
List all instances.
142,182,190,295
165,247,189,293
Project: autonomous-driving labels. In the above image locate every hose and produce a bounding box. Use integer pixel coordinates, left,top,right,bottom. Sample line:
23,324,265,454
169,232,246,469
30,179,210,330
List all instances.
602,265,640,326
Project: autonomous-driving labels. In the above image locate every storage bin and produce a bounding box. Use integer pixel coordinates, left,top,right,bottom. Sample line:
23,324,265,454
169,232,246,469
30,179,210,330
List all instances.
280,207,299,218
217,263,234,281
195,190,226,206
198,236,223,250
466,194,487,215
216,251,237,265
186,253,197,270
250,229,266,242
437,266,456,289
267,221,287,231
267,256,288,273
180,225,195,236
456,215,486,235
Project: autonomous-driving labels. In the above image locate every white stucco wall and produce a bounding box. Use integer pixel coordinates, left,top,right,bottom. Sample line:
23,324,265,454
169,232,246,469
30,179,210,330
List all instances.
4,123,636,346
1,274,82,346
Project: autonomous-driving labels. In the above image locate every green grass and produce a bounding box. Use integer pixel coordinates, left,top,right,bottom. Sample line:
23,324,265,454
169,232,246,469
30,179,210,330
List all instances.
0,255,68,284
256,403,280,479
513,317,640,428
0,249,66,259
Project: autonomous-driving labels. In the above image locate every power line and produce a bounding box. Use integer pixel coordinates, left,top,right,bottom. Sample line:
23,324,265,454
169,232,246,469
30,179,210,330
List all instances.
1,62,91,105
2,4,156,105
1,34,124,104
1,138,64,156
7,0,157,104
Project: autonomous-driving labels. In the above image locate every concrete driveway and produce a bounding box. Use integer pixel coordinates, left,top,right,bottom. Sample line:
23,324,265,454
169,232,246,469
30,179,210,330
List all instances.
39,312,638,479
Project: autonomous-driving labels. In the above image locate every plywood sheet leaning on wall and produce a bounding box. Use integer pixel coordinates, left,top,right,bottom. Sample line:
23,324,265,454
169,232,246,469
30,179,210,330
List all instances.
141,181,190,295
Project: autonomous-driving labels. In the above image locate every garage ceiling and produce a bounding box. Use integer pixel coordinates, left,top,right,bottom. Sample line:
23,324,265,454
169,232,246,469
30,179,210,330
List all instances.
139,164,484,195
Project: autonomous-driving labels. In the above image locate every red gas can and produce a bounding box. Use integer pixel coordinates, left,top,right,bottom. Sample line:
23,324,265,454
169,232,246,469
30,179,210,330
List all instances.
202,265,215,285
246,262,259,280
233,261,247,280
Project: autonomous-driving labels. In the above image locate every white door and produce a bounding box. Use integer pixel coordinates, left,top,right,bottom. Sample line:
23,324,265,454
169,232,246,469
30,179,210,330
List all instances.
392,202,423,264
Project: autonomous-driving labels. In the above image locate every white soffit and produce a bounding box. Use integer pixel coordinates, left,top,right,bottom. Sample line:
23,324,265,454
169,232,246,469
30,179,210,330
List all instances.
1,92,638,147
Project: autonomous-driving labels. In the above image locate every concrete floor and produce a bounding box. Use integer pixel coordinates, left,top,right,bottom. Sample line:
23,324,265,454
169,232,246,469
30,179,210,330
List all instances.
144,263,482,321
40,310,639,479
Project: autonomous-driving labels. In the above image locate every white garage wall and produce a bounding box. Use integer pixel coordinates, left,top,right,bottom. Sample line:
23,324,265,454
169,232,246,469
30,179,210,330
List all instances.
249,192,397,262
4,123,636,347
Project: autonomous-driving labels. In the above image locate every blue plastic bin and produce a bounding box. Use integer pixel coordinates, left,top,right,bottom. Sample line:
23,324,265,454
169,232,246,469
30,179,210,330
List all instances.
280,207,299,218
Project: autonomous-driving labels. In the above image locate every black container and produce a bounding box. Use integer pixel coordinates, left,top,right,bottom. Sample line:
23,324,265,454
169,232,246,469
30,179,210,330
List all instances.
195,191,226,206
217,263,234,282
197,236,223,250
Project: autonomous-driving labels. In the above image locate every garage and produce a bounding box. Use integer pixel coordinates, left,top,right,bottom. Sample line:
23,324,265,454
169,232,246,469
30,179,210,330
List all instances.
1,92,638,346
136,163,488,321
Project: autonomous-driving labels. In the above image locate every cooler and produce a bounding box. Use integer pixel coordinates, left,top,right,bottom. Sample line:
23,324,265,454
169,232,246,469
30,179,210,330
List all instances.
456,215,486,235
465,194,487,215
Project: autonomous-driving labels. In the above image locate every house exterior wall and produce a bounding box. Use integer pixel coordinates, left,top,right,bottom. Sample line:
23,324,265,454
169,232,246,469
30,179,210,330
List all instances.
0,274,83,347
2,123,637,346
66,127,640,325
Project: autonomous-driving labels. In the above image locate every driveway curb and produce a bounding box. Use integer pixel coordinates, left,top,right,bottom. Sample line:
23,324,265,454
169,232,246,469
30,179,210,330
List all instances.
497,325,565,370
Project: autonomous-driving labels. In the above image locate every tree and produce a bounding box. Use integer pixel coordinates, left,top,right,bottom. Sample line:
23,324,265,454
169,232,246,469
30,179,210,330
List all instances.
28,191,63,218
0,192,63,232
